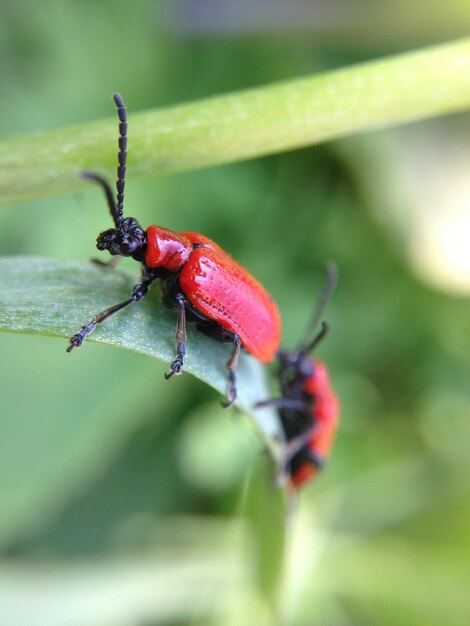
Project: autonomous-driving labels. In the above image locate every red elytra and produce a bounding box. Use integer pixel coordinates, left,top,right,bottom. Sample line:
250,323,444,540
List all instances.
290,358,340,488
67,93,281,406
145,227,280,363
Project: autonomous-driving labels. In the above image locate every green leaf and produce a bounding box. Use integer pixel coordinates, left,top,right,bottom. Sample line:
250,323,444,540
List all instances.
0,257,283,454
1,38,470,204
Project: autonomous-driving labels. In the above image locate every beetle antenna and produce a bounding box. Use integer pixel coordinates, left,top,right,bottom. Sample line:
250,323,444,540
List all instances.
303,320,330,355
298,261,338,354
81,171,120,225
112,92,128,225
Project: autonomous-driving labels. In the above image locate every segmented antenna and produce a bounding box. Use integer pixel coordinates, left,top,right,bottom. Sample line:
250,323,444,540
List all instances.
298,261,338,354
113,92,127,223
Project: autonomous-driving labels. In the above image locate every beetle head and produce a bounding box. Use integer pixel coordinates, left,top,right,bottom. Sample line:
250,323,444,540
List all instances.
278,349,315,388
97,217,147,260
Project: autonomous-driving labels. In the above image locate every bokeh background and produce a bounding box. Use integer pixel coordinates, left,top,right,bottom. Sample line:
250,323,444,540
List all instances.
1,2,470,625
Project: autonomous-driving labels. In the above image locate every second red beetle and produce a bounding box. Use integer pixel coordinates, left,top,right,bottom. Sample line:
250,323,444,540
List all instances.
257,263,339,487
67,93,281,406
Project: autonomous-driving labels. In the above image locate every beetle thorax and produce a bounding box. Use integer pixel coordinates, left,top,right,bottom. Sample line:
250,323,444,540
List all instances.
145,225,192,271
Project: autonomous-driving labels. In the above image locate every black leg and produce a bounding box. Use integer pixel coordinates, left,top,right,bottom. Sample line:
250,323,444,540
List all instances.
275,425,322,487
283,424,318,460
67,275,154,352
165,293,187,379
91,255,122,269
255,397,308,411
221,333,241,408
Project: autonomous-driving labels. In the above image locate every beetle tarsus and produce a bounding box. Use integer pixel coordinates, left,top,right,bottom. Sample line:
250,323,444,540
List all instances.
66,274,154,352
220,333,241,408
221,370,237,408
165,294,187,379
165,352,185,378
67,332,86,352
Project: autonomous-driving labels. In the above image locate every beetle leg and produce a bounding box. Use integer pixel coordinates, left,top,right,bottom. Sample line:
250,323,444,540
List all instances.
275,424,322,486
91,255,122,269
67,274,155,352
255,397,308,411
284,424,318,459
165,293,187,379
221,333,241,408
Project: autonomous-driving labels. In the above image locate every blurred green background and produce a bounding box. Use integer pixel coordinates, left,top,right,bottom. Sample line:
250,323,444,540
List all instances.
1,1,470,625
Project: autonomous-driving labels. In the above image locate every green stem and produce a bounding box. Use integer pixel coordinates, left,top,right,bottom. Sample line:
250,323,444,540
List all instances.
1,37,470,205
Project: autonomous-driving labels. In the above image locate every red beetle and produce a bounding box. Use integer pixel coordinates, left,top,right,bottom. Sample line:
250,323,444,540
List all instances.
67,93,281,406
257,263,339,487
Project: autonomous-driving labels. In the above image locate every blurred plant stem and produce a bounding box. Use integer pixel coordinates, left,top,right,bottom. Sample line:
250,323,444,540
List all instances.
241,458,288,621
1,38,470,205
